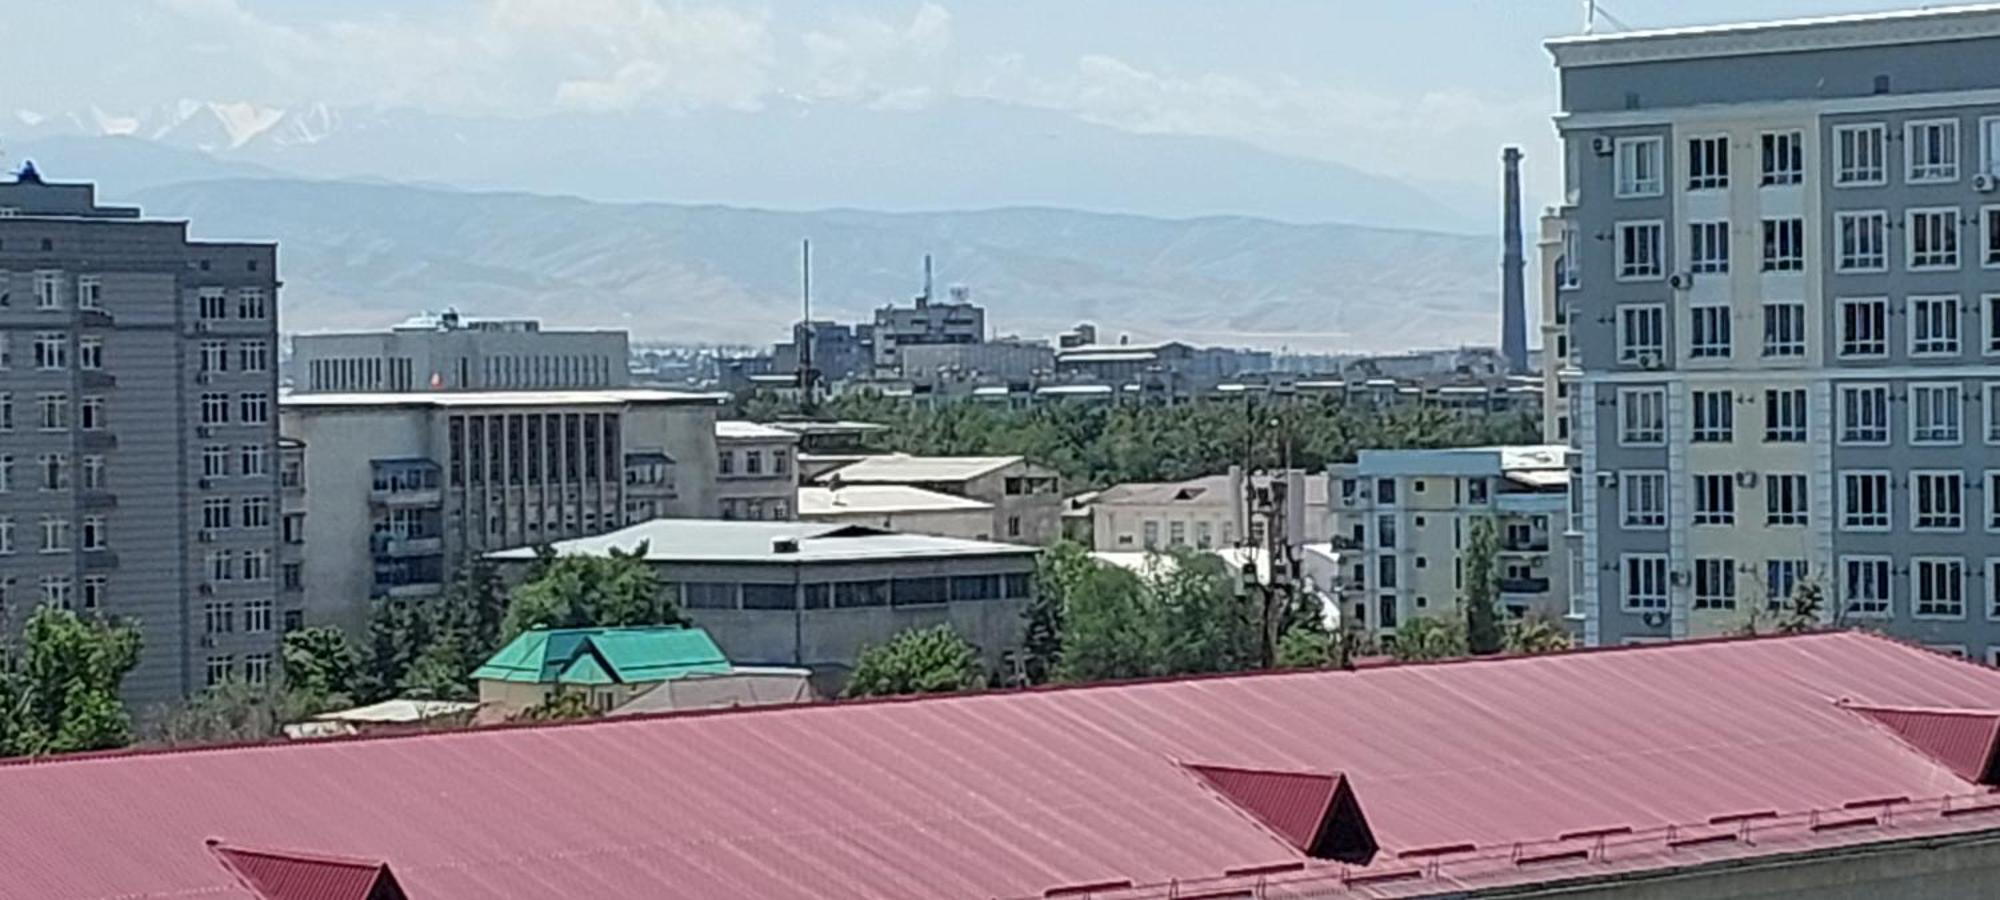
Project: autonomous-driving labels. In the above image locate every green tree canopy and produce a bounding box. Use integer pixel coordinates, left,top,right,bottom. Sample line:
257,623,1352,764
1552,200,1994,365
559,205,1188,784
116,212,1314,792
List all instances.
282,626,360,712
501,544,684,641
843,625,987,698
1462,517,1503,655
0,607,143,757
1391,614,1469,663
1037,544,1275,684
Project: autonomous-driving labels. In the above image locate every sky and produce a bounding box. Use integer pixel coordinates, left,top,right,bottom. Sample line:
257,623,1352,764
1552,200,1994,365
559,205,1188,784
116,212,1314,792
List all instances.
0,0,1943,217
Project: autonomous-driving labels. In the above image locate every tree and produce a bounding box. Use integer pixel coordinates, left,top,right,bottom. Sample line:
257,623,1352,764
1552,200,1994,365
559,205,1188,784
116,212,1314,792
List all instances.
1049,557,1154,683
147,679,317,747
282,626,360,713
0,607,143,757
843,625,987,698
398,561,509,701
1462,517,1504,655
1023,542,1093,684
512,690,600,722
1391,614,1468,663
501,544,685,640
1149,551,1261,676
1503,615,1574,656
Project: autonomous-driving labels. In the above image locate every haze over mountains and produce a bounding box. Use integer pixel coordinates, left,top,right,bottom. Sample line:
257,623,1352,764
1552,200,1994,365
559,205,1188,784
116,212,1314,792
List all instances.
6,99,1502,352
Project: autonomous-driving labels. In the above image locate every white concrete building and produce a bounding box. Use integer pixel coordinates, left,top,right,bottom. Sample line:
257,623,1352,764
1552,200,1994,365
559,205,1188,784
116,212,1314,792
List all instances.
814,454,1062,545
798,484,996,540
291,310,628,393
1087,469,1330,552
714,421,799,521
280,389,724,632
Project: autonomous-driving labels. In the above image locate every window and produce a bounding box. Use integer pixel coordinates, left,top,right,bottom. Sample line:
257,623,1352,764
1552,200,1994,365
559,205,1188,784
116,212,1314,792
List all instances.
38,393,67,431
207,550,234,582
0,334,7,369
1839,384,1889,444
198,288,227,320
1377,556,1397,590
1687,136,1729,190
0,393,9,431
34,271,61,309
717,450,732,475
1559,225,1580,289
1761,217,1804,271
202,498,232,530
239,393,270,425
81,575,106,612
1692,389,1733,443
202,445,229,478
1168,521,1187,546
1617,305,1664,363
242,549,270,582
77,337,102,371
1910,383,1963,445
1688,221,1729,273
1142,521,1159,549
0,516,12,554
1617,222,1664,280
1693,474,1735,525
40,515,71,553
1622,554,1669,611
1907,119,1960,183
1988,295,2000,354
241,497,272,529
1693,558,1737,610
744,450,762,475
244,653,272,686
1615,137,1663,197
772,449,789,476
200,340,228,374
76,275,101,310
33,332,66,370
1989,383,2000,444
200,392,230,425
1913,470,1965,531
1760,130,1802,185
205,656,233,688
237,288,267,320
1835,211,1887,271
1618,388,1665,446
1765,560,1809,609
240,445,268,477
1377,478,1396,505
80,515,106,551
1765,474,1808,526
1908,208,1960,270
1910,295,1961,356
82,455,104,490
1761,302,1805,357
1985,116,2000,176
1833,123,1886,185
1376,515,1397,549
1621,471,1667,529
1842,557,1891,617
1841,471,1891,531
40,575,72,610
38,454,66,491
1838,297,1888,357
1914,557,1966,618
1764,388,1807,442
1688,305,1731,359
1986,207,2000,268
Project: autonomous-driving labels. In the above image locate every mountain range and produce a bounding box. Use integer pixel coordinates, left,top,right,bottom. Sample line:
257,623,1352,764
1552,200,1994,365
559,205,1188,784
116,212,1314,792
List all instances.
4,100,1504,353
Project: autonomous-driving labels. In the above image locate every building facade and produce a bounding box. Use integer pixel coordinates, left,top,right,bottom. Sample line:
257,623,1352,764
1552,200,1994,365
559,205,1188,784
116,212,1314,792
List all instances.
280,390,723,632
291,310,629,393
1087,469,1332,553
714,421,799,521
1329,446,1572,642
0,169,285,708
1550,7,2000,654
797,484,996,539
815,454,1063,545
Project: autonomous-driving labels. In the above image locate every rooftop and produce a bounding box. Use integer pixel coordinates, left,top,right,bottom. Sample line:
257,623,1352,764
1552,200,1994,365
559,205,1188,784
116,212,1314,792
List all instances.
1546,3,2000,67
815,453,1025,484
487,520,1036,565
713,420,800,441
761,420,890,436
8,633,2000,899
282,389,726,410
470,626,732,686
797,484,993,516
1095,474,1233,507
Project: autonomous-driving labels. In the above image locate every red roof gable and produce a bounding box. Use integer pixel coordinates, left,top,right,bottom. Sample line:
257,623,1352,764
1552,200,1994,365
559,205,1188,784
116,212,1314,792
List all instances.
7,632,2000,899
209,842,405,900
1844,703,2000,784
1183,764,1375,862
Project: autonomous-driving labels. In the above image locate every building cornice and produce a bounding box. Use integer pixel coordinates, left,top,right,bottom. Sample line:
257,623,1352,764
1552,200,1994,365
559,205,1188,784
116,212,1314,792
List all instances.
1547,4,2000,69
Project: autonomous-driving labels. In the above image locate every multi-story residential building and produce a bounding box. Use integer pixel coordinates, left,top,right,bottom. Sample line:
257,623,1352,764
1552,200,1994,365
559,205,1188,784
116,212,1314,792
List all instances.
0,166,285,707
814,454,1062,545
279,390,724,632
714,421,799,521
290,310,628,393
1549,6,2000,655
1329,446,1572,643
1085,468,1331,553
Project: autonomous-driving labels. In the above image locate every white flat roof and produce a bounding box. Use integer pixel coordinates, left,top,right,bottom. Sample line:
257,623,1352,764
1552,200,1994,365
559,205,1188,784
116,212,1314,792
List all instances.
282,389,726,409
765,420,889,435
817,454,1024,484
715,421,799,441
798,485,993,516
1547,3,2000,67
487,520,1035,564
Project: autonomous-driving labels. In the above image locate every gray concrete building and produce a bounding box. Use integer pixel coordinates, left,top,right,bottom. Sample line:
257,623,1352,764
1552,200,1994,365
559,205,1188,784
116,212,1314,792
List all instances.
0,167,285,708
279,389,724,633
872,283,986,376
290,310,628,393
1547,6,2000,654
713,420,799,521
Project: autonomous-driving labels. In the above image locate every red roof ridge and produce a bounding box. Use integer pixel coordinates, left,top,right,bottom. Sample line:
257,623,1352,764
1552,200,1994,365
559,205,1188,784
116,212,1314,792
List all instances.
1838,700,2000,717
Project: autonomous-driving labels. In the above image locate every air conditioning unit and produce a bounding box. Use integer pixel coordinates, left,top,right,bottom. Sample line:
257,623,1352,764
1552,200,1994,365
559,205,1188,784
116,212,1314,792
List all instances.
1667,272,1693,291
1638,352,1664,370
197,583,214,596
195,426,212,438
1641,611,1669,628
194,321,212,333
198,529,215,543
1591,136,1614,157
197,635,216,649
1735,471,1760,488
197,478,213,490
1670,570,1689,587
1974,173,1999,193
195,373,212,385
1596,471,1620,489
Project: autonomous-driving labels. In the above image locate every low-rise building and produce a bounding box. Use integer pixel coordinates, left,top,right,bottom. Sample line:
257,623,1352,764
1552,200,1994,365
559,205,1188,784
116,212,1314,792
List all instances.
489,521,1038,678
815,454,1061,545
798,484,996,540
291,309,629,393
471,625,724,716
1330,445,1572,642
280,389,724,633
713,421,798,521
280,698,480,739
1088,468,1330,552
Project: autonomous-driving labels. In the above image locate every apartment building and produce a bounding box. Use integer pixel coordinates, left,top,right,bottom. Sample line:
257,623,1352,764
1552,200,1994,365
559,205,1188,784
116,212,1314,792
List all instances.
291,309,628,393
1086,468,1331,553
814,454,1062,545
1548,6,2000,654
279,389,723,632
714,421,798,521
0,167,285,707
1329,446,1572,642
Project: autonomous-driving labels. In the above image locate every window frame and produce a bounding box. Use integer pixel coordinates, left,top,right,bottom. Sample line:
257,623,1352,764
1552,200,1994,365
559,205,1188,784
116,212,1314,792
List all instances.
1912,556,1967,620
1692,474,1736,526
1839,469,1892,532
1760,301,1807,358
1760,129,1804,186
1686,135,1730,191
1616,387,1666,447
1688,304,1732,360
1911,469,1967,533
1906,206,1962,271
1761,216,1805,272
1620,470,1669,531
1616,221,1666,282
1614,136,1664,199
1617,303,1666,364
1763,388,1808,443
1906,118,1962,184
1840,555,1893,619
1837,383,1890,446
1909,294,1963,357
1909,381,1964,446
1764,473,1809,527
1832,122,1887,187
1687,220,1729,274
1834,210,1888,273
1837,297,1889,359
1692,557,1737,610
1620,553,1670,612
1691,389,1734,443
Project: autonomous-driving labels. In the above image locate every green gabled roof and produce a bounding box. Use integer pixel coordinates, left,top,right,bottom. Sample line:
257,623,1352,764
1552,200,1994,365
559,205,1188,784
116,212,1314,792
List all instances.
471,626,732,686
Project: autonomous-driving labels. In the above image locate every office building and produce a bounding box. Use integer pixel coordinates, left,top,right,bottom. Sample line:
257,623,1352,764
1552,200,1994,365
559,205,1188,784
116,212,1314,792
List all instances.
1549,7,2000,652
871,272,986,376
815,454,1062,544
20,633,2000,898
713,421,799,521
0,166,284,708
279,389,724,632
1330,445,1572,640
291,309,628,393
488,520,1038,675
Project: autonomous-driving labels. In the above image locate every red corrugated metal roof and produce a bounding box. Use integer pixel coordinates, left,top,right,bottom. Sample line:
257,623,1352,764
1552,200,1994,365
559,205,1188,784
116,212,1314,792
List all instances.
6,631,2000,899
209,842,402,900
1183,764,1370,860
1845,703,2000,784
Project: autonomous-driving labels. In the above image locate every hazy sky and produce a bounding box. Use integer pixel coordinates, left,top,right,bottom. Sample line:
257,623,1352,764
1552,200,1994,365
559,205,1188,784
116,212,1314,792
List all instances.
0,0,1934,213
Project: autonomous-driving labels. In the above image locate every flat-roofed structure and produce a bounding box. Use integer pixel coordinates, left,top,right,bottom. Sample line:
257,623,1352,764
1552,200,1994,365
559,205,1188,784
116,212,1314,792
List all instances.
816,453,1062,544
290,309,628,393
798,483,996,539
712,420,798,521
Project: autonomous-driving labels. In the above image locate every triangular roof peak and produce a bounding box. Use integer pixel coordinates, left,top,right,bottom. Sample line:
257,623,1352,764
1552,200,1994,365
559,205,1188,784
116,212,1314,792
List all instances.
1183,762,1378,864
1842,702,2000,785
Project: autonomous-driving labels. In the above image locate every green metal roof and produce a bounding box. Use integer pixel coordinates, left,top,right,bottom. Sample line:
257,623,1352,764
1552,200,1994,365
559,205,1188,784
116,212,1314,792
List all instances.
471,626,733,686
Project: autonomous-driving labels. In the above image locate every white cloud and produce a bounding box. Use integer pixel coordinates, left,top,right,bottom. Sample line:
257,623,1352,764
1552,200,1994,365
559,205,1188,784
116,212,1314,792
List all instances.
801,2,952,102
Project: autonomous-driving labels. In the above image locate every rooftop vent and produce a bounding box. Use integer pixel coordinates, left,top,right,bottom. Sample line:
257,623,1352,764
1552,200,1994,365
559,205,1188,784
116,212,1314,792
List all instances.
772,537,800,554
1183,763,1378,864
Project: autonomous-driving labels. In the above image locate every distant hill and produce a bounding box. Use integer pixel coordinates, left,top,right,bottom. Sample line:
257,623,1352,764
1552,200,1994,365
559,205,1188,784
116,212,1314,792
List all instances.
133,178,1500,353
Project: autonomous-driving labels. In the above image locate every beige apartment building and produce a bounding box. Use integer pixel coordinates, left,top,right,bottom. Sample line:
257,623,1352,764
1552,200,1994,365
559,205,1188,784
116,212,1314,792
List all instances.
714,421,799,521
814,454,1061,545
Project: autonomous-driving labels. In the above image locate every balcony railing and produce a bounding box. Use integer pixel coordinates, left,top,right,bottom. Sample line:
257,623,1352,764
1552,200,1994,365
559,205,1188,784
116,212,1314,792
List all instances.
1500,576,1552,594
372,534,444,558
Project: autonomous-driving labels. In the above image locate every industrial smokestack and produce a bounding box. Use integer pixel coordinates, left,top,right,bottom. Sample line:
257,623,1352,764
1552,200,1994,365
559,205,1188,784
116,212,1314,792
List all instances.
1500,147,1529,375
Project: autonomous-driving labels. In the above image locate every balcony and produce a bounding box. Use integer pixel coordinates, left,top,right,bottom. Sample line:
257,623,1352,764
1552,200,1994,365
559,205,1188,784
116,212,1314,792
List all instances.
1500,576,1552,595
1495,491,1566,515
80,490,118,512
370,459,443,506
372,534,444,557
1501,537,1551,553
